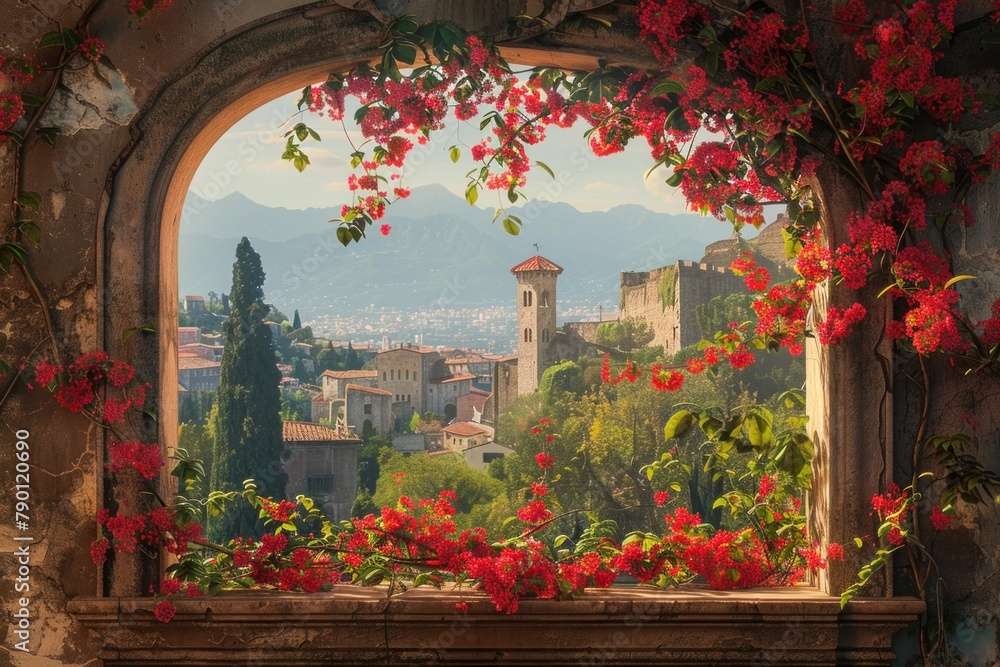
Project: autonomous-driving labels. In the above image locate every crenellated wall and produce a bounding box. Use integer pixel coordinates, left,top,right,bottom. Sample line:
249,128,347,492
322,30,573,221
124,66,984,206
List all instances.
619,261,745,355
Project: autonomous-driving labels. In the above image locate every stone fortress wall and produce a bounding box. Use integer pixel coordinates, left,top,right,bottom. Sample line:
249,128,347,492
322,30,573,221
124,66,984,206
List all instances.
619,261,745,355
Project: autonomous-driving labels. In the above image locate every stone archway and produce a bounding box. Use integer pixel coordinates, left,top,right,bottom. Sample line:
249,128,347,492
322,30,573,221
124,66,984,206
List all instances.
1,1,951,664
104,0,893,603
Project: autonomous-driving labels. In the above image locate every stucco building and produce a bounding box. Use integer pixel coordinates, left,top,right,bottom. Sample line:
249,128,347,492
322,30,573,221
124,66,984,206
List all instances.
177,356,220,391
344,383,393,435
320,369,379,400
281,421,361,523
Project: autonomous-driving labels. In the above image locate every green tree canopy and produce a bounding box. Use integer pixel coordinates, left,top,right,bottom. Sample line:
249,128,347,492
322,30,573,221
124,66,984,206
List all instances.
596,318,655,352
210,237,285,542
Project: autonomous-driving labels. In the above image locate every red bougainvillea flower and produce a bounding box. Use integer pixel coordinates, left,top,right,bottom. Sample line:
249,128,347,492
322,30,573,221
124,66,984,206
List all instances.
930,505,953,531
535,452,554,470
517,499,553,525
90,538,110,565
654,491,670,506
77,37,106,61
817,303,867,345
0,93,26,134
106,441,165,480
262,499,297,523
153,600,176,623
380,224,391,236
33,361,58,387
650,365,684,391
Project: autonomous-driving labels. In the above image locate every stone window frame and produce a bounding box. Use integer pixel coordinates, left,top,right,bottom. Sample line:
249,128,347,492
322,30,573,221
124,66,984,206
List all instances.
67,5,920,664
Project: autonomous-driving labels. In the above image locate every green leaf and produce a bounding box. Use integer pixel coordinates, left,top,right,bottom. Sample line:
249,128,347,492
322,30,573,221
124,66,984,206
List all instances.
293,154,309,172
18,221,40,244
465,183,479,206
122,323,157,342
535,160,555,179
502,218,520,236
507,187,519,204
38,31,65,48
449,145,461,163
943,275,976,289
294,123,309,141
392,43,418,66
36,126,60,146
336,227,353,247
17,191,41,210
665,170,684,188
853,537,864,549
664,409,695,440
650,79,686,97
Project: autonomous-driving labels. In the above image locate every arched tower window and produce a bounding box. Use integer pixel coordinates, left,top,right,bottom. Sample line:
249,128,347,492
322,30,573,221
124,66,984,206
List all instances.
542,328,549,343
540,290,549,307
524,328,533,343
523,290,533,307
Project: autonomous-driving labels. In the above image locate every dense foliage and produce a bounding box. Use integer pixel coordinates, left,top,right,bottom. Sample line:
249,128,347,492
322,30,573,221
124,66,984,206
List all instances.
210,238,285,541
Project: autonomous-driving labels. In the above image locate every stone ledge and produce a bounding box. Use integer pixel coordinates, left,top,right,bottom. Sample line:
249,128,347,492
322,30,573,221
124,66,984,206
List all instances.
67,586,923,666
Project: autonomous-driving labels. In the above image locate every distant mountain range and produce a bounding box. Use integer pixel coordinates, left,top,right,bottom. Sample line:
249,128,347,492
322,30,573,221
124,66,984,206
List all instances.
178,184,741,320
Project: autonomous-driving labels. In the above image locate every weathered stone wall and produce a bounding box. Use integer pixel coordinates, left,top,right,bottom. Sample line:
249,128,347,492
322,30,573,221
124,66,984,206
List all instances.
0,1,998,665
619,261,744,355
283,440,360,523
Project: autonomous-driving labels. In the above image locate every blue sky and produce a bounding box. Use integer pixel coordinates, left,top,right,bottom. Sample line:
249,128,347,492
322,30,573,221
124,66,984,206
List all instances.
186,87,699,216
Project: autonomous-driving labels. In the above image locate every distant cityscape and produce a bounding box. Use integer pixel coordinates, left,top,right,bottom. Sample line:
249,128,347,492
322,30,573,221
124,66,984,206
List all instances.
306,304,615,354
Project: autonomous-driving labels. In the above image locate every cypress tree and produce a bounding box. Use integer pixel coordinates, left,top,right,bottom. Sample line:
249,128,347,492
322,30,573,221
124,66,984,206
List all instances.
210,238,285,543
292,309,301,330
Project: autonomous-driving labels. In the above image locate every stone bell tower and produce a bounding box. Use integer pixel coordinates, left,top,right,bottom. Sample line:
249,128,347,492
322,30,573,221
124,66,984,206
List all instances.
511,255,563,395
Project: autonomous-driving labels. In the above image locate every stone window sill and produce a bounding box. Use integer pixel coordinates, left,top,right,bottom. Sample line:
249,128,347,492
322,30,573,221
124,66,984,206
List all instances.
68,586,923,665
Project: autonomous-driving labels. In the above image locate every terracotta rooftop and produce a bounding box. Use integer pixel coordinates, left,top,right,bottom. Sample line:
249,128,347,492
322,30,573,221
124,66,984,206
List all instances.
430,373,476,384
177,357,220,370
510,255,563,274
443,422,489,437
345,383,393,396
282,421,359,442
469,387,491,396
321,369,378,379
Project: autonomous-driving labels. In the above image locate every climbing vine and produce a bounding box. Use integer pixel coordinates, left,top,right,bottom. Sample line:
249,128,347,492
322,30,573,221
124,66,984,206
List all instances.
658,265,677,309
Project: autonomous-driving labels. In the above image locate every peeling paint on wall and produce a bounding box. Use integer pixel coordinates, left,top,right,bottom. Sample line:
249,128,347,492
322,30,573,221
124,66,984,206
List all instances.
40,58,138,136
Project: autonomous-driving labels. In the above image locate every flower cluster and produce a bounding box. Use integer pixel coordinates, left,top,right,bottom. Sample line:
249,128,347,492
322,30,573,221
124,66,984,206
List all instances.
28,353,148,425
871,483,912,547
106,441,165,480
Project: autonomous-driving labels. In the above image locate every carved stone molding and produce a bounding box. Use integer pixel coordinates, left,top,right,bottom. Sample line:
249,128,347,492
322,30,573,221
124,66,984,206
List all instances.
68,587,923,666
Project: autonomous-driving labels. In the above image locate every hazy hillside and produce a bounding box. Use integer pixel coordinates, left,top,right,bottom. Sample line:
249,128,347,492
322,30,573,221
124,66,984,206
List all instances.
178,185,738,319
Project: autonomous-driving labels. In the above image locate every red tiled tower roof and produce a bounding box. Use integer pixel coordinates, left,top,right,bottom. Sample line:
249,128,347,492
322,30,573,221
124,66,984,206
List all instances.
510,255,563,274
